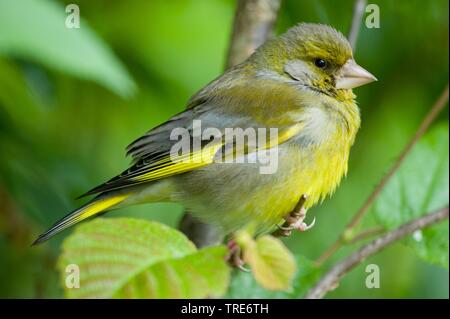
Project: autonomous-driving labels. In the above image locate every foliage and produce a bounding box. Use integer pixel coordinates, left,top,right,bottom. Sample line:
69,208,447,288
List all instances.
227,255,321,298
236,230,296,291
0,0,135,97
58,218,301,298
0,0,448,298
371,124,449,268
58,218,229,298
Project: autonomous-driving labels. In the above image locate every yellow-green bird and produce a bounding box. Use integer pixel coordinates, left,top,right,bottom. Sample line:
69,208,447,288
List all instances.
33,23,376,245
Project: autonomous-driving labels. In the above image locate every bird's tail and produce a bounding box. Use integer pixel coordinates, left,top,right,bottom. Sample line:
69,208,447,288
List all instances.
32,193,129,245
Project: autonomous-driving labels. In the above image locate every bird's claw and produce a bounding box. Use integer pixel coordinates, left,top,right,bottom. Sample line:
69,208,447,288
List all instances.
226,240,249,272
236,264,250,272
277,216,316,232
273,197,316,237
297,216,316,231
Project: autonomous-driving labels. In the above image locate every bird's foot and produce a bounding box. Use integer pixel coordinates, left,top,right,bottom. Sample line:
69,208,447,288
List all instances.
225,240,249,272
273,194,315,237
278,207,316,232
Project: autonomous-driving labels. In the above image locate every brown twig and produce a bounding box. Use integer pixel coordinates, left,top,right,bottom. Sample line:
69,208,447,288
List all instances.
347,226,385,244
317,85,449,264
226,0,281,69
305,207,449,299
179,0,282,248
348,0,367,49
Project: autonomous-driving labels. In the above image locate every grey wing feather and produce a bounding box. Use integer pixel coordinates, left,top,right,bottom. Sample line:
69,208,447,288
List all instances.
78,100,218,197
78,68,260,198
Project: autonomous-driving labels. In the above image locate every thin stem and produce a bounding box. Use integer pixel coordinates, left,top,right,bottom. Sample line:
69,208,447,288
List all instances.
306,207,449,299
317,85,449,265
348,0,367,49
347,226,385,244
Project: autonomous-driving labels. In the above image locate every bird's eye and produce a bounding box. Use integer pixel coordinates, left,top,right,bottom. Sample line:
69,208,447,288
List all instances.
314,58,327,69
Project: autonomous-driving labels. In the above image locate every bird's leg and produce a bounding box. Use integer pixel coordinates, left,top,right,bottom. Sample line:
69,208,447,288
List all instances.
225,239,249,272
279,207,315,231
273,195,315,237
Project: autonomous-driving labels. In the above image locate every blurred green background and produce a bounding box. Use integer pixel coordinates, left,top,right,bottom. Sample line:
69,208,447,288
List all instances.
0,0,448,298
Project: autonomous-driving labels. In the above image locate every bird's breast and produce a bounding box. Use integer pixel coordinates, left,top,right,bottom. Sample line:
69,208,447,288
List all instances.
288,104,359,207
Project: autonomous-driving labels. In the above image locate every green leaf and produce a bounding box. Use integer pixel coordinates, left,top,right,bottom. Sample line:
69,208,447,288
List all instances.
371,123,449,268
57,218,230,298
408,222,449,267
226,255,321,298
236,231,296,291
0,0,136,97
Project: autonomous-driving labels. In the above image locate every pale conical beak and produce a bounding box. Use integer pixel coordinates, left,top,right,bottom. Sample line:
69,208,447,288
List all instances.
335,59,377,89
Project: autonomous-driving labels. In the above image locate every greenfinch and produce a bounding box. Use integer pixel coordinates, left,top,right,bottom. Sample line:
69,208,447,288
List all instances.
33,23,376,245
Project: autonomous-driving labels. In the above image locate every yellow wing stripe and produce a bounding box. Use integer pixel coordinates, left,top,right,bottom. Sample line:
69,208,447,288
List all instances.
131,123,304,183
132,142,223,182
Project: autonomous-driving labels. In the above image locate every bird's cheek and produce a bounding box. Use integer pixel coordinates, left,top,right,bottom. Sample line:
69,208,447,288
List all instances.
284,59,310,82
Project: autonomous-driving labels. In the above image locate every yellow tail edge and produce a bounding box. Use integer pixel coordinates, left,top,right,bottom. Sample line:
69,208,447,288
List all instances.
32,193,129,245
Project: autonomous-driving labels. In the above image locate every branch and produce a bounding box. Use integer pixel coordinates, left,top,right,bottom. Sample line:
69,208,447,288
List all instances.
179,0,281,248
226,0,281,68
317,84,449,264
348,0,367,49
347,226,385,244
305,207,449,299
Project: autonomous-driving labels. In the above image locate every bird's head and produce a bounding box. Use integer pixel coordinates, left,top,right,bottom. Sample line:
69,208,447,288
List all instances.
250,23,376,99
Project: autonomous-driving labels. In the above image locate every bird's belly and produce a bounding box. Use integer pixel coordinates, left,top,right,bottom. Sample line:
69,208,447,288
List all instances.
172,141,349,235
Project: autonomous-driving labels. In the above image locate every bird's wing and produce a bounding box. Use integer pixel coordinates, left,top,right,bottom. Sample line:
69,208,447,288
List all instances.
79,103,218,197
79,83,304,198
